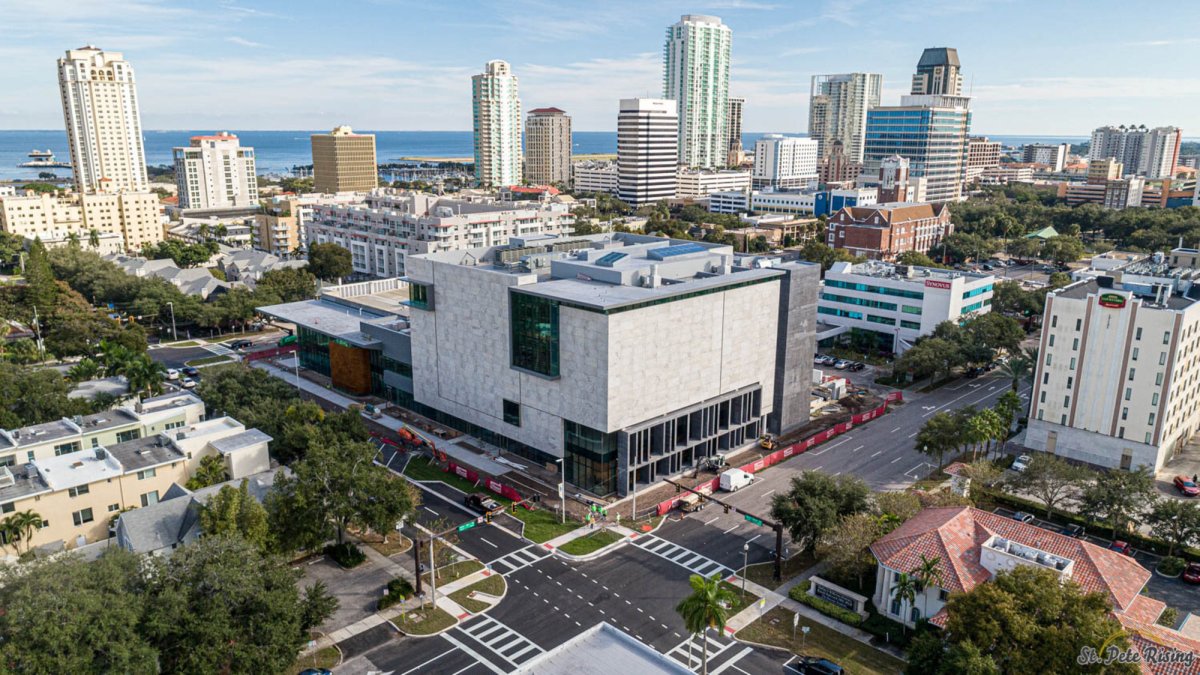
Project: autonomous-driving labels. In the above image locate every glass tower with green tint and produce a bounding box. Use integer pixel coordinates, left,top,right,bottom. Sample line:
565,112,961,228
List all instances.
663,14,732,169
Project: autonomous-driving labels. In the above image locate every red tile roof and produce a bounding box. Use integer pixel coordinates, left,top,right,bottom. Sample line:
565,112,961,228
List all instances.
870,507,1150,612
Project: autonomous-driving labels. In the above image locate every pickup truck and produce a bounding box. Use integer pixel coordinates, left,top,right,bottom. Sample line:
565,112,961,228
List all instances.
464,493,503,516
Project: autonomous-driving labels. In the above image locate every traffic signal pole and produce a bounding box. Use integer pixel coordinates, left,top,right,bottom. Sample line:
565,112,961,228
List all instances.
663,478,785,582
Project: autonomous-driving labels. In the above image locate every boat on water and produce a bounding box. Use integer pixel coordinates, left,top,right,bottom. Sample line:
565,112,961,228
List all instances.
18,149,72,169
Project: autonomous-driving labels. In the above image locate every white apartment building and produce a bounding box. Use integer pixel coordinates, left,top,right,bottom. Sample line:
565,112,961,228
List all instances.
525,108,572,186
573,162,619,195
1022,143,1069,172
663,15,732,168
306,189,575,277
58,46,149,193
708,190,750,214
753,135,819,190
1027,256,1200,472
808,73,882,163
676,169,751,199
0,190,163,251
819,260,994,353
173,133,259,210
1089,125,1182,180
617,98,679,207
707,188,877,217
473,61,523,188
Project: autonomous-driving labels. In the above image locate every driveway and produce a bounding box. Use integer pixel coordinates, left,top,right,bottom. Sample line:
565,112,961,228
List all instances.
299,554,396,633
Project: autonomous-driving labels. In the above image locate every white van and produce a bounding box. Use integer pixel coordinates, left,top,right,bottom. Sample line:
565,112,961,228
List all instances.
719,468,754,492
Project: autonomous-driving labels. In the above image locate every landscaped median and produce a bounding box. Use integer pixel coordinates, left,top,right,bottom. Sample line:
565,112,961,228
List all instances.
738,607,906,675
393,606,457,636
448,574,507,613
557,529,623,556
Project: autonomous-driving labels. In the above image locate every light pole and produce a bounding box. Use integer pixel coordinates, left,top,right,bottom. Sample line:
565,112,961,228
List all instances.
555,458,565,524
742,543,749,599
165,301,177,342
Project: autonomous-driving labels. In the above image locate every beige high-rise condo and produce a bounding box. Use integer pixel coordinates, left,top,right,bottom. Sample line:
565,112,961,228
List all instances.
57,46,149,193
311,126,378,193
473,60,523,187
525,108,571,185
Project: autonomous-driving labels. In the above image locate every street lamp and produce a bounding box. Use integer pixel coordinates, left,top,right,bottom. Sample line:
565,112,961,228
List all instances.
165,301,177,342
742,543,749,599
555,458,565,524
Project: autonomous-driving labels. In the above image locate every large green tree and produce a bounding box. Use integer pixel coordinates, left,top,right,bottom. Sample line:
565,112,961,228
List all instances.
915,411,959,469
1145,497,1200,557
675,573,737,675
770,471,870,554
256,266,317,303
1079,466,1156,538
1010,453,1091,517
307,242,353,281
200,480,271,552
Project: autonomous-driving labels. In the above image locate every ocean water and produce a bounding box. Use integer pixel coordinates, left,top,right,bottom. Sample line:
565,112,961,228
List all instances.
0,129,1152,183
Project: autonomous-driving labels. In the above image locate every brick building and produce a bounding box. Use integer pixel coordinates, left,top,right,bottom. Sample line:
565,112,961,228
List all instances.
826,202,952,260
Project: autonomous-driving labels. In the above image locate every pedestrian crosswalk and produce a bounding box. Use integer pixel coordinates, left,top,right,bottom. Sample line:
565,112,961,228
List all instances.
450,614,544,669
203,343,235,357
632,535,732,579
487,544,550,576
666,630,738,671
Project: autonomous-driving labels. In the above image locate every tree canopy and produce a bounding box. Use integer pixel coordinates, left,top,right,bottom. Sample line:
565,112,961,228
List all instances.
307,242,353,281
770,471,871,554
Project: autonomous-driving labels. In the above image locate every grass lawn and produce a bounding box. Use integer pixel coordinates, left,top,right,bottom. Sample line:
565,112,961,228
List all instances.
395,605,457,636
184,354,233,367
360,533,412,557
739,606,905,675
448,574,507,613
422,559,484,587
291,645,340,672
720,581,759,615
402,456,484,495
162,340,200,347
512,507,580,543
558,529,623,556
743,551,818,590
629,515,665,533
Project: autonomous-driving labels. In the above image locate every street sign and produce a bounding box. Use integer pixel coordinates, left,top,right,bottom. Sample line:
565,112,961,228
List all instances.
793,614,799,628
457,520,478,533
744,514,764,526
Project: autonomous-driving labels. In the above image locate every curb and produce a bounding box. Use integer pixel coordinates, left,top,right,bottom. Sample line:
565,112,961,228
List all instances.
551,533,634,562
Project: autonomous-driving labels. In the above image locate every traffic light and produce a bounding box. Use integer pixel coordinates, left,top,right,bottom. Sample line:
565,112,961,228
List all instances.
675,483,681,494
510,503,517,514
724,504,731,514
532,494,541,503
484,511,493,524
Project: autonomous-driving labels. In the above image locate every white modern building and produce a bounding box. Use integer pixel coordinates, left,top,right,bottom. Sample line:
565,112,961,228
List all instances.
525,107,572,186
617,98,679,207
752,135,819,190
1089,125,1182,180
676,169,751,199
173,133,259,210
306,189,575,277
1022,143,1069,172
473,60,523,187
706,188,877,217
819,260,994,353
573,162,619,195
708,190,750,214
1026,254,1200,472
57,46,149,193
663,15,732,168
808,73,882,163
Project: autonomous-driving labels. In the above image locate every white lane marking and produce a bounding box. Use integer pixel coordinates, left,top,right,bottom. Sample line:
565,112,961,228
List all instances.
907,432,918,438
423,507,439,515
851,445,864,453
449,664,476,675
891,456,903,464
662,623,670,629
440,634,506,675
812,465,824,472
711,648,756,675
810,436,852,456
723,525,739,534
638,607,644,613
762,489,775,497
705,517,720,525
871,450,883,458
746,534,763,545
478,537,498,549
399,647,456,675
891,426,901,432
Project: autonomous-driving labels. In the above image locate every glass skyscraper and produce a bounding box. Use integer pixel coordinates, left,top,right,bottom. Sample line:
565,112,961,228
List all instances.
864,95,972,202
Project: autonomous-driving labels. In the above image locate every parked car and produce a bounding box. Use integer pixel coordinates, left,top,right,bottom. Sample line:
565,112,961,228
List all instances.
813,353,827,364
1059,523,1086,538
180,378,197,389
464,493,503,516
785,656,845,674
834,359,851,370
719,468,755,492
820,355,837,366
164,368,179,380
1174,475,1200,496
181,366,200,377
964,366,984,378
1184,563,1200,584
982,263,995,271
229,339,254,350
848,362,866,372
1012,511,1035,523
1012,455,1032,472
1109,540,1135,556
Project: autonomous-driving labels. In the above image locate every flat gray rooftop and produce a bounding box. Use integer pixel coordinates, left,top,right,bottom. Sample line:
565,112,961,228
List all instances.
516,266,784,311
209,429,273,455
258,299,396,347
1055,278,1197,310
0,467,50,505
108,435,187,471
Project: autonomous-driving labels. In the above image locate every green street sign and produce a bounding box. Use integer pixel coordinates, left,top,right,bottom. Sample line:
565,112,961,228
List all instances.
744,514,764,527
457,520,477,533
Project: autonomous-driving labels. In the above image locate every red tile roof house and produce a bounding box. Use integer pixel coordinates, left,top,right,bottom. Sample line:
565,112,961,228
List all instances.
870,506,1200,673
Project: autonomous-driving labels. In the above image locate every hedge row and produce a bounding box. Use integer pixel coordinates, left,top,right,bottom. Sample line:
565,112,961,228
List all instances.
378,577,415,611
788,580,864,627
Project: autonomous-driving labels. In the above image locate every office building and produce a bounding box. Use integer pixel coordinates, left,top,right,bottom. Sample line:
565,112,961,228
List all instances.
0,392,270,551
472,60,523,188
1088,157,1124,183
725,96,745,165
1089,125,1182,179
675,169,751,199
573,161,619,195
751,188,876,218
873,155,927,203
311,126,378,193
0,190,163,252
1026,256,1200,472
1065,178,1148,210
173,133,259,210
306,189,575,277
864,95,972,202
826,202,953,260
1022,143,1069,172
818,140,863,186
910,47,962,97
525,107,572,186
57,46,149,193
261,235,820,499
663,15,732,168
808,73,882,163
819,260,992,353
617,98,679,207
966,136,1002,183
981,165,1034,184
752,135,819,189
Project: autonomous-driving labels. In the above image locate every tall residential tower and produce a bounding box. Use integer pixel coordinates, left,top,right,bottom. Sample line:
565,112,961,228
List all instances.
663,15,732,168
725,96,745,165
617,98,679,207
173,133,258,210
472,60,523,187
1089,125,1181,179
808,73,882,163
525,108,572,185
57,46,149,193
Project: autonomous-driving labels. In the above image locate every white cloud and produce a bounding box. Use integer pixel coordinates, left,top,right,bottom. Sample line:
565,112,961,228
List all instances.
225,36,264,48
704,0,781,9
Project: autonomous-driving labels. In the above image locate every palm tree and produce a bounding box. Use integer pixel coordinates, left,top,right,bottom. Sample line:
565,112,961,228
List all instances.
911,555,944,625
66,231,80,248
88,228,101,250
998,356,1032,392
66,357,101,382
0,518,19,556
122,354,166,397
7,510,44,555
198,223,210,240
891,572,920,634
98,339,135,377
675,573,738,674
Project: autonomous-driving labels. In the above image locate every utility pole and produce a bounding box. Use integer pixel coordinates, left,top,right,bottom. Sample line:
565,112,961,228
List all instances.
664,478,785,581
166,301,177,341
31,305,44,360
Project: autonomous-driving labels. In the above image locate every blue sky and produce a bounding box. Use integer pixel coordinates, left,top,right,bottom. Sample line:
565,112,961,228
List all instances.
1,0,1197,134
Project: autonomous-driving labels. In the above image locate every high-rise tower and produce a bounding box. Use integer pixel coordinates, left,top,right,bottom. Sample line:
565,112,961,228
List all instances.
911,48,963,96
808,73,882,163
663,15,732,168
472,60,523,187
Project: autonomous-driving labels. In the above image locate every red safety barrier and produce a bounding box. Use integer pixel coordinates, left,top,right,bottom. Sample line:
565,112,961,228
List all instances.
242,344,297,362
447,461,531,508
653,395,901,516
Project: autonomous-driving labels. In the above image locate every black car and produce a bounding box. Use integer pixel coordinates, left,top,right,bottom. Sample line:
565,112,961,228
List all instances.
229,339,254,350
848,362,866,372
784,657,844,675
464,493,502,516
965,367,984,378
181,366,200,378
1059,523,1085,538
